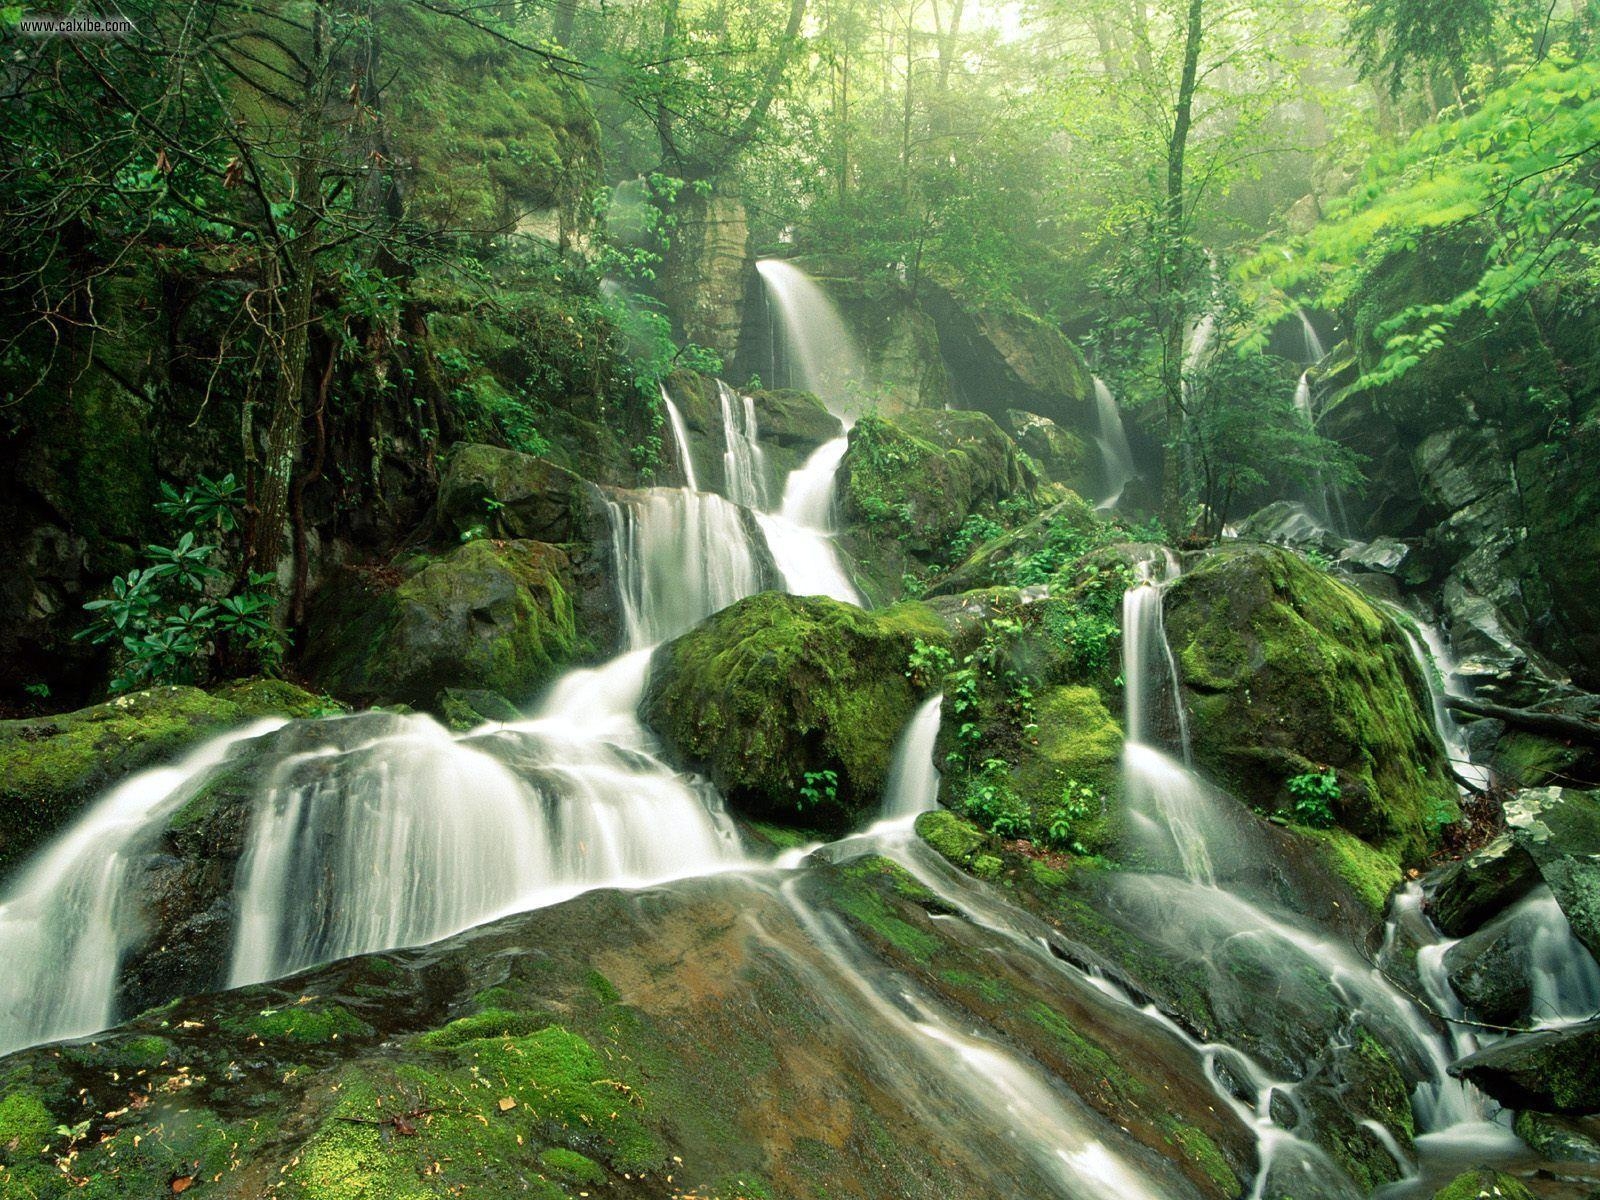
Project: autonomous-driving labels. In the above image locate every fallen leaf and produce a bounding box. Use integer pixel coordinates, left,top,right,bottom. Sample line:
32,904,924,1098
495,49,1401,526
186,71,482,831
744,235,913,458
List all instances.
497,1097,516,1112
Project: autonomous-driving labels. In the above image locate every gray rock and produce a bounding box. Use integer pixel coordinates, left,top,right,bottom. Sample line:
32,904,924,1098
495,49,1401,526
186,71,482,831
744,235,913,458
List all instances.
1426,834,1539,937
1443,908,1534,1025
1506,787,1600,960
1450,1019,1600,1113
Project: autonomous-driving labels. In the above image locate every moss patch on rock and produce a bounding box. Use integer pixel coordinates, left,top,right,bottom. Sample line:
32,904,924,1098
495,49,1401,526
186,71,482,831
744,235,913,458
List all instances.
0,681,324,881
302,538,589,711
643,593,948,830
1165,544,1458,863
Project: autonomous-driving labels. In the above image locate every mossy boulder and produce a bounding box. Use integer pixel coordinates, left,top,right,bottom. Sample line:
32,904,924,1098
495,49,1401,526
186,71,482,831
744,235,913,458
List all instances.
0,681,328,882
1164,544,1457,863
1426,833,1540,937
928,494,1104,596
838,409,1033,559
1504,786,1600,959
1008,685,1125,854
1006,410,1094,493
1513,1110,1600,1162
302,539,591,711
1451,1019,1600,1113
1429,1168,1537,1200
750,387,845,478
433,442,597,545
642,593,948,830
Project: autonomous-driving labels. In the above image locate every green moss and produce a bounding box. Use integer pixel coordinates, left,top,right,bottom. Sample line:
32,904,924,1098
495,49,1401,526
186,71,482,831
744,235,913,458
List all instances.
0,1090,52,1153
1013,685,1125,853
1294,825,1404,915
224,1001,373,1045
643,594,949,830
416,1008,551,1048
1349,1029,1416,1141
1430,1167,1537,1200
1166,1124,1238,1194
915,809,992,867
538,1147,605,1184
1165,545,1458,864
832,861,942,963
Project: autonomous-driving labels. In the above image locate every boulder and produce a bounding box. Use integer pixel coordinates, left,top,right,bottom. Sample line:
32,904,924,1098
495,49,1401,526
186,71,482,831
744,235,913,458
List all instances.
301,539,593,711
642,593,948,831
1450,1019,1600,1113
750,387,844,479
1006,410,1093,493
928,496,1107,596
433,442,599,545
1426,834,1539,937
1443,909,1536,1026
1429,1168,1537,1200
1505,787,1600,959
1513,1110,1600,1163
0,681,330,882
1164,545,1458,863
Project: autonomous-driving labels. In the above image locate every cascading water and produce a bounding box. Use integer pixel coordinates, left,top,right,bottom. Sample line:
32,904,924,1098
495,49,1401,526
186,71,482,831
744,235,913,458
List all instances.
661,383,700,492
879,695,943,821
1393,614,1490,795
1091,377,1137,511
756,258,867,417
0,720,286,1056
1115,550,1531,1193
1298,308,1327,365
607,487,767,645
753,438,861,604
716,379,769,509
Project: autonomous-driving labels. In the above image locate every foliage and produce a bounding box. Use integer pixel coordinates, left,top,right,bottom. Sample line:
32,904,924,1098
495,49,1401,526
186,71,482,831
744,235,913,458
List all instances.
799,769,840,810
1287,770,1341,828
76,475,284,692
1046,779,1101,854
905,638,955,689
1250,60,1600,395
961,759,1032,840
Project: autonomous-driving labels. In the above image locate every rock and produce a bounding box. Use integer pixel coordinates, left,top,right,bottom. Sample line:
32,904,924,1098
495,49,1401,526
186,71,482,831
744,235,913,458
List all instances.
1006,410,1093,493
0,864,1254,1200
750,388,843,453
1426,834,1539,937
1450,1019,1600,1113
302,539,593,710
1505,787,1600,959
0,682,328,882
922,283,1096,427
1337,535,1412,576
656,186,752,363
1234,501,1353,557
1164,544,1459,863
642,593,949,831
1513,1110,1600,1163
1442,579,1573,708
1443,909,1536,1026
432,442,599,545
1429,1168,1537,1200
437,688,522,731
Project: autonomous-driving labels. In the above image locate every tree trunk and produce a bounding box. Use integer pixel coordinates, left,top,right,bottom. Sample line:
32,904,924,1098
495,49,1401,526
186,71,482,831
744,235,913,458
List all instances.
1161,0,1205,532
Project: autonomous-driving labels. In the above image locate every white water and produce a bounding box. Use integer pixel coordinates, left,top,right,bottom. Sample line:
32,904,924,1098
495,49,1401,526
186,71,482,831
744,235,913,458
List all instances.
754,437,861,604
607,487,767,645
661,384,700,491
716,379,769,509
1298,309,1327,364
756,258,868,421
880,695,943,820
1091,377,1137,511
0,719,287,1056
1394,615,1491,794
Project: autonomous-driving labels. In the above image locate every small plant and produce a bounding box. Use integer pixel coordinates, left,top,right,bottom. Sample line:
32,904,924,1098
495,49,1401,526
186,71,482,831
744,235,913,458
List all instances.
905,638,955,688
798,769,839,810
962,759,1031,840
78,476,285,692
1045,779,1099,853
1286,769,1339,828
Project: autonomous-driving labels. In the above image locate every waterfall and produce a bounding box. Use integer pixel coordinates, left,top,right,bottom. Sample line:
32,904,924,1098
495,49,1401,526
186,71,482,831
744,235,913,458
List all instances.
607,487,767,646
1091,377,1137,512
0,719,287,1057
756,259,867,421
716,379,769,509
879,695,943,820
661,384,700,492
1297,309,1327,364
1115,550,1524,1183
1392,613,1490,795
229,671,748,987
754,438,861,604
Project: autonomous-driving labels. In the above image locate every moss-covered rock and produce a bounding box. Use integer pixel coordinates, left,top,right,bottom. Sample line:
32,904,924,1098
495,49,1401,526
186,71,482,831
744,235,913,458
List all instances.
302,539,591,711
1006,410,1094,493
1426,833,1540,937
433,442,597,545
642,594,948,830
928,494,1105,596
0,682,327,881
750,387,845,478
837,409,1033,567
1513,1109,1600,1162
1429,1168,1537,1200
1504,787,1600,960
1164,544,1457,863
1451,1019,1600,1113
